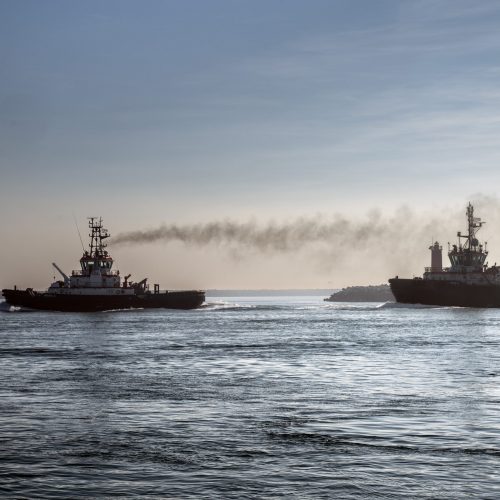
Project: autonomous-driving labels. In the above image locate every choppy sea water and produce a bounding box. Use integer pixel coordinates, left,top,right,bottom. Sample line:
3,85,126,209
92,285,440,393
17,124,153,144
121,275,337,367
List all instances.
1,295,500,499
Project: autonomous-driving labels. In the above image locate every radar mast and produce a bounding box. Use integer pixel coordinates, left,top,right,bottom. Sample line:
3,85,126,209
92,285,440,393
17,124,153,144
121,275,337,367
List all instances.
88,217,110,258
457,202,485,251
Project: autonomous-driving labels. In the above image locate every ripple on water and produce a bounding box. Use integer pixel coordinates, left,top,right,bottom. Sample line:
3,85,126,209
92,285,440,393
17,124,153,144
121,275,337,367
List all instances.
2,296,500,498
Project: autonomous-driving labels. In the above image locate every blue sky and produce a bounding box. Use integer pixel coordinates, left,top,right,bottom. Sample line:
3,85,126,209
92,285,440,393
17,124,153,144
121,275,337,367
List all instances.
2,0,500,288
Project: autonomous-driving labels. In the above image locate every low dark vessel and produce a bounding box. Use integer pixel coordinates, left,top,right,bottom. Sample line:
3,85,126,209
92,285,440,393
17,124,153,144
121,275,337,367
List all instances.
2,218,205,312
389,203,500,307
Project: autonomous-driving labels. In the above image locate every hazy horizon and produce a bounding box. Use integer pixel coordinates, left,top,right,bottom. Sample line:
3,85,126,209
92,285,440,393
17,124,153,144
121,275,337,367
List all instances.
3,1,500,289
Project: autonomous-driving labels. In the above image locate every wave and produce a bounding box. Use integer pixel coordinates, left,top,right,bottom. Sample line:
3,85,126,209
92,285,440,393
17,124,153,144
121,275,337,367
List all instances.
266,430,500,457
323,301,476,311
0,347,80,358
201,301,288,312
194,300,458,313
378,301,435,309
0,301,24,313
322,302,392,311
377,302,459,310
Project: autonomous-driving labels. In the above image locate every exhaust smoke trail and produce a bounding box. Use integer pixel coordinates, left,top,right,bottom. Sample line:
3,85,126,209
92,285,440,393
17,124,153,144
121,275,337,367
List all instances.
109,197,500,285
112,209,445,253
112,214,384,250
111,198,500,266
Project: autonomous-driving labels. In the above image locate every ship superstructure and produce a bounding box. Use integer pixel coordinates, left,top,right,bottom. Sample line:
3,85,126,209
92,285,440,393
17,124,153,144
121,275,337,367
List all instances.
389,204,500,307
422,203,498,284
2,218,205,311
48,217,136,295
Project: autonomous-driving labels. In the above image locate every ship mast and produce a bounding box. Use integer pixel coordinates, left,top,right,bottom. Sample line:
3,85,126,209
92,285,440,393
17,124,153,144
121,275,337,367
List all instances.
88,217,110,258
457,203,484,251
448,203,488,271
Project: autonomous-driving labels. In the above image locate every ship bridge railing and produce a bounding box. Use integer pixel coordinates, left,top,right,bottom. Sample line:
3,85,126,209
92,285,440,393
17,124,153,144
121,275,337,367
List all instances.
424,267,451,273
71,270,120,276
425,266,485,273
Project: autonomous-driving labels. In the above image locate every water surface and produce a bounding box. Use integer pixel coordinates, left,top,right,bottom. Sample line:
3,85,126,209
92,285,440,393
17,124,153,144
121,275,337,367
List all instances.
1,296,500,498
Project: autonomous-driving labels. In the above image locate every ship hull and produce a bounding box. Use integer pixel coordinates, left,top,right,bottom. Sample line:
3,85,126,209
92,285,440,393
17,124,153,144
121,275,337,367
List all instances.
389,278,500,308
1,289,205,312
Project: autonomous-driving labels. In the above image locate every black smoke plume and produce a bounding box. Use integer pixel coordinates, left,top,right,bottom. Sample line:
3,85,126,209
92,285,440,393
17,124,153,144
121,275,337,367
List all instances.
111,197,500,261
112,209,443,253
110,197,500,281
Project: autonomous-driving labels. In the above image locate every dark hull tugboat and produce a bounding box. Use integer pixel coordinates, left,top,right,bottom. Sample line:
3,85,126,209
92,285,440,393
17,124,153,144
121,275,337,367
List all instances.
2,218,205,312
389,203,500,308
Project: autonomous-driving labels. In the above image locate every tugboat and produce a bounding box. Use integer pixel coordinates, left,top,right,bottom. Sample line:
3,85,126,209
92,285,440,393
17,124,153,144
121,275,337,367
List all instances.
2,218,205,312
389,203,500,307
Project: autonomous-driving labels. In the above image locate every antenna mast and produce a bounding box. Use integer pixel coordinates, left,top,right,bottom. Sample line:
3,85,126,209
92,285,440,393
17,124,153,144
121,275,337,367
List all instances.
73,213,85,252
88,217,110,257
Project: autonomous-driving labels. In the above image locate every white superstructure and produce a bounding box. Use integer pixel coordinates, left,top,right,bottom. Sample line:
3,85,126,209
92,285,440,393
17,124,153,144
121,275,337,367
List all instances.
48,217,145,296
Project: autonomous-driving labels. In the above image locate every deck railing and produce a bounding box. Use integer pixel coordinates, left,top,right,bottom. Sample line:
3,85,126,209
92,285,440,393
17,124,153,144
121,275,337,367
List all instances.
424,267,450,273
71,270,120,276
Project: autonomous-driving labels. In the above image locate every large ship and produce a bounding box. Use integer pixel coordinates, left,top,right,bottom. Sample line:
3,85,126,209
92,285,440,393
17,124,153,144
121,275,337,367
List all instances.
389,203,500,307
2,218,205,312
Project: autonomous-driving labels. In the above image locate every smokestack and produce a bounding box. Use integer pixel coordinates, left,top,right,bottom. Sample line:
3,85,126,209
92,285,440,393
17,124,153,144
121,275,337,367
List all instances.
429,241,442,271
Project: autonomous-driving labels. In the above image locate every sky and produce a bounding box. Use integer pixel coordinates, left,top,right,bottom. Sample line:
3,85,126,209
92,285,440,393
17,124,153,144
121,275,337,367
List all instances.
2,0,500,289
